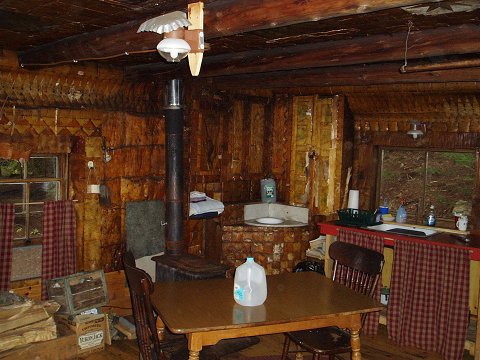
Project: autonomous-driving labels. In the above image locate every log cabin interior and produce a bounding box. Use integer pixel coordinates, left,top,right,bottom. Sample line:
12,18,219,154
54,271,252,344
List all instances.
1,0,480,359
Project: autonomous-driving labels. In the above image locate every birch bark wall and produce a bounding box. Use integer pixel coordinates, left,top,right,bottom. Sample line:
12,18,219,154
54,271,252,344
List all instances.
0,51,165,274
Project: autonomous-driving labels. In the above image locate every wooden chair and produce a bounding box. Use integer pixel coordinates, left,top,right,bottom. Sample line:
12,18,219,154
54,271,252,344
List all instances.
123,252,260,360
281,241,384,360
123,251,168,360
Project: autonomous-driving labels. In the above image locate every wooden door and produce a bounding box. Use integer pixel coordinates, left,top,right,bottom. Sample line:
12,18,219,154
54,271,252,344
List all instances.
290,95,350,216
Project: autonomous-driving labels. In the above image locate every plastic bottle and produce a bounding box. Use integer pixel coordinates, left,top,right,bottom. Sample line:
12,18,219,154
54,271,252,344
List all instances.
426,205,436,226
395,204,407,223
233,257,267,306
260,178,276,203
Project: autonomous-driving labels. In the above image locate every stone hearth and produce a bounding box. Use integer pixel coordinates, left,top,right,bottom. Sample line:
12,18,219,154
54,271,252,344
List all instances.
221,224,311,275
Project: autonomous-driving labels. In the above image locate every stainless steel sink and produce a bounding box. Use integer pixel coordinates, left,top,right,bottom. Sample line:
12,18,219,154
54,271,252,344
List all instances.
366,223,438,237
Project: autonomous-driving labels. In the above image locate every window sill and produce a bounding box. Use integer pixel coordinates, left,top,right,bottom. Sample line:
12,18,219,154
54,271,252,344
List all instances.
13,238,43,247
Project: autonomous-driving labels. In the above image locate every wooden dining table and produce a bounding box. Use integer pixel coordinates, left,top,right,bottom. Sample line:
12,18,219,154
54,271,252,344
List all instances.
151,271,384,360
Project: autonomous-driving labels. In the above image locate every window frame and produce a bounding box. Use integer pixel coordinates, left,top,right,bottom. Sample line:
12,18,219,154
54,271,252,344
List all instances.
376,146,476,227
0,154,68,246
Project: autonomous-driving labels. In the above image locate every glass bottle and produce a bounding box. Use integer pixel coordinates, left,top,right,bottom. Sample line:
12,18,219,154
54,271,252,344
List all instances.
426,205,436,226
395,199,407,223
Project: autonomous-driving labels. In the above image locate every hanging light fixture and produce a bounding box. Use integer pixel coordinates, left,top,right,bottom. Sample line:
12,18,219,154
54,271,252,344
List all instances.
157,35,191,62
137,2,204,75
407,121,425,139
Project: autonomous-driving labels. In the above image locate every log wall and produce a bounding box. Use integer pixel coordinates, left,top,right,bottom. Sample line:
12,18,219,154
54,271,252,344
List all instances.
185,88,297,255
3,47,480,280
0,51,164,274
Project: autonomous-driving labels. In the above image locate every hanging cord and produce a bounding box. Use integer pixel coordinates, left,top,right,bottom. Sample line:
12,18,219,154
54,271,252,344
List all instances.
400,21,414,73
20,49,157,68
55,108,59,135
10,106,15,136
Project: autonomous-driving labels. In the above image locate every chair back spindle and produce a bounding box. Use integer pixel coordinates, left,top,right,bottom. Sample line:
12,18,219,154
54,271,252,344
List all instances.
331,241,383,297
123,251,164,360
281,241,384,360
331,241,384,326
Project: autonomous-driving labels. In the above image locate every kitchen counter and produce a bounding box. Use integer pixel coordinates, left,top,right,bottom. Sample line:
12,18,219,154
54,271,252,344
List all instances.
319,221,480,358
319,221,480,260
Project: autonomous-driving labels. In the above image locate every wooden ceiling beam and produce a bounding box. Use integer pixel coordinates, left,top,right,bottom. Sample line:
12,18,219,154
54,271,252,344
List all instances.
202,0,441,37
19,0,442,66
125,25,480,79
204,62,480,89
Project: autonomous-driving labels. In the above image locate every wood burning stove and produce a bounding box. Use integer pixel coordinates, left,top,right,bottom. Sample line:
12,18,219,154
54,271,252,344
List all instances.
153,79,228,282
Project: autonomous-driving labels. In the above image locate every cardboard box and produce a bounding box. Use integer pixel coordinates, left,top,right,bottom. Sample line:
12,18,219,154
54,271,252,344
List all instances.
55,313,107,356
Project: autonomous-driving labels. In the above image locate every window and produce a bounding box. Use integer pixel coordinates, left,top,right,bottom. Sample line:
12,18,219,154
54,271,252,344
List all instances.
0,155,66,244
377,148,475,228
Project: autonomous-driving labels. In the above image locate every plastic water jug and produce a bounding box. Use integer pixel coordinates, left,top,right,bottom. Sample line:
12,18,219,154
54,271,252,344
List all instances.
233,257,267,306
260,178,276,203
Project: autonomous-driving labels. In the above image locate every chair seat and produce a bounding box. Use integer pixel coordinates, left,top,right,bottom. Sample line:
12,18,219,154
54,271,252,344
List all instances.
286,326,351,354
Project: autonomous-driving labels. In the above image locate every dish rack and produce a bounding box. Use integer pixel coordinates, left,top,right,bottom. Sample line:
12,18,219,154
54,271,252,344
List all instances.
336,209,380,227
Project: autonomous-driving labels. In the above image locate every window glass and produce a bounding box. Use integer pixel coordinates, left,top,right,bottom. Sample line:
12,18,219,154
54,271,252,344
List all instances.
27,157,58,178
0,156,64,243
29,213,43,238
14,212,26,238
30,182,59,203
426,152,475,223
0,160,22,179
0,183,24,204
378,149,475,228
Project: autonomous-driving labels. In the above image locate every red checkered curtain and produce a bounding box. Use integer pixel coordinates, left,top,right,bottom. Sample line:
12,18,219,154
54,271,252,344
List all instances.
0,204,15,291
337,228,384,336
41,200,76,299
387,240,470,360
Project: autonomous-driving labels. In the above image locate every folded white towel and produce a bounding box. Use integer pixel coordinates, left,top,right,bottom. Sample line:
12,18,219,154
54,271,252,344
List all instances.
190,191,207,200
189,196,224,216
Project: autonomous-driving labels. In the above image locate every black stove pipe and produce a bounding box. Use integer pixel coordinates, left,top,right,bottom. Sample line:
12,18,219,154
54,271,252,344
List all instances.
164,79,186,256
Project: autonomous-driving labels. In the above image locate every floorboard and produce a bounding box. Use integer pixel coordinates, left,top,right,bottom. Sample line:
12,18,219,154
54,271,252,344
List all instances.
82,325,474,360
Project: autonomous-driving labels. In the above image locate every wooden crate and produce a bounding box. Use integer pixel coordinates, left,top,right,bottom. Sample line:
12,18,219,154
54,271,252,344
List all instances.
47,270,109,315
0,327,77,360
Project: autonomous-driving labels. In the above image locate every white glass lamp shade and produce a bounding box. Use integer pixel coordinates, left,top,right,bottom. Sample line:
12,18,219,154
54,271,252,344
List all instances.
407,122,424,139
407,129,423,139
157,38,191,62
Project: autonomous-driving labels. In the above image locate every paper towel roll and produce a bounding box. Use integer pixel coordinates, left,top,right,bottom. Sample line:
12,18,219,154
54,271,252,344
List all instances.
347,190,359,209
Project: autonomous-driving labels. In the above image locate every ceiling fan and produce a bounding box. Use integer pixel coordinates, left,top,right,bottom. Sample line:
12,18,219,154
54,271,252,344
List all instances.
137,2,204,76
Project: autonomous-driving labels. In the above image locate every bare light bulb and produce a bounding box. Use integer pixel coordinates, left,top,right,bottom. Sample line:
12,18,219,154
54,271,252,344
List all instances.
157,38,190,62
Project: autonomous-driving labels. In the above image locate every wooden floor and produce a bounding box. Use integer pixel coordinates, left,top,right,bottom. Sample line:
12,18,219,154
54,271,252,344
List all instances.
83,325,475,360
